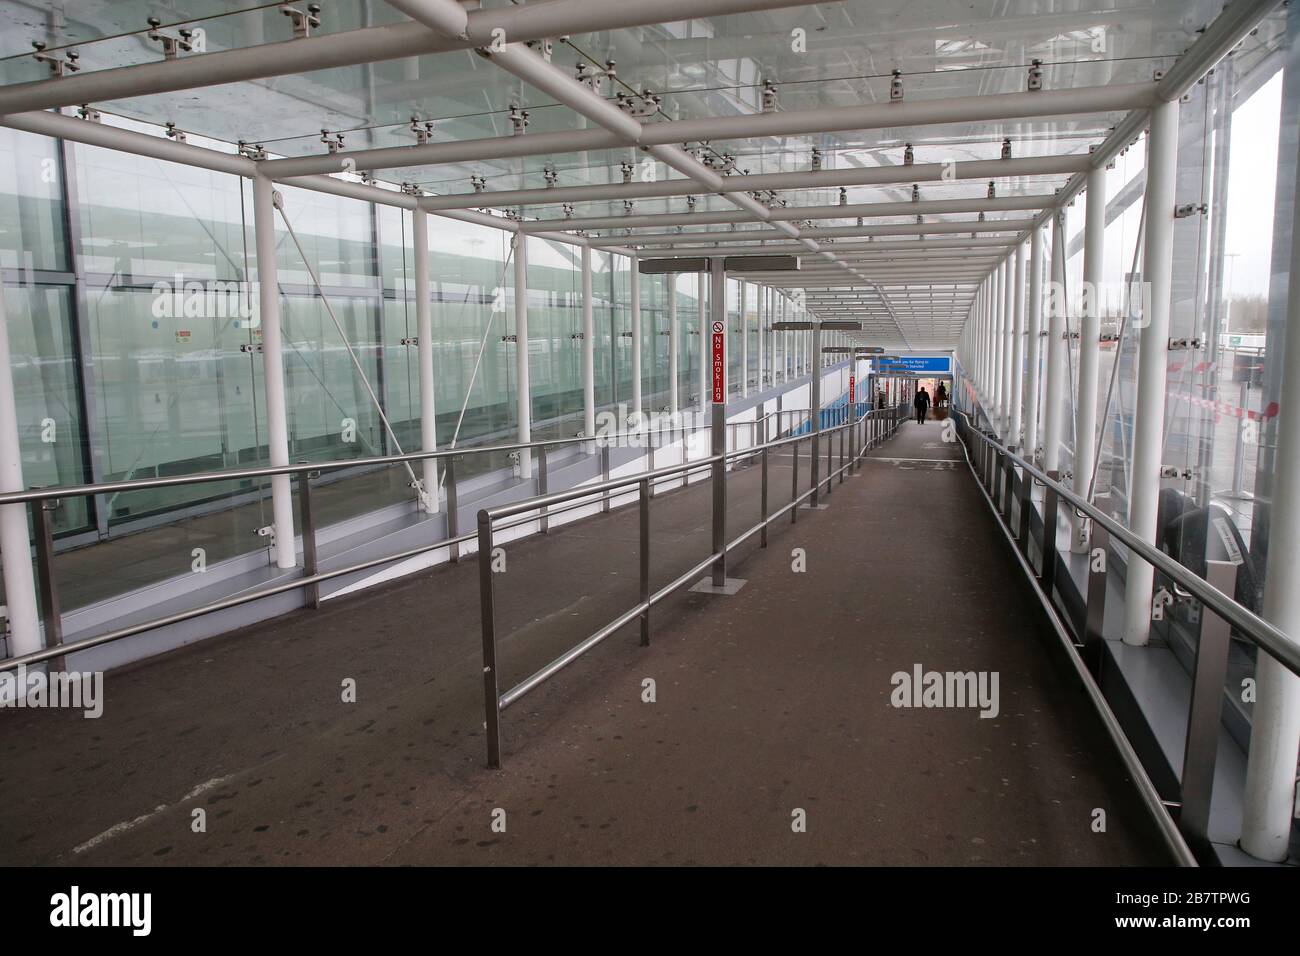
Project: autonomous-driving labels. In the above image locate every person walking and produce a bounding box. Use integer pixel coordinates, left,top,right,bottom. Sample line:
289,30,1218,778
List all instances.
934,381,948,408
914,386,931,425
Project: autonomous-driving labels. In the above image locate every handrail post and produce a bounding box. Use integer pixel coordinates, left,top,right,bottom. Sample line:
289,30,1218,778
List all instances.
1001,450,1015,523
648,423,657,497
600,443,611,513
639,478,650,646
476,510,502,769
1041,469,1061,595
295,466,321,610
1084,505,1110,660
1178,559,1238,857
445,456,460,563
791,438,800,525
538,445,549,534
760,445,769,548
1016,457,1032,559
824,426,833,498
29,496,64,672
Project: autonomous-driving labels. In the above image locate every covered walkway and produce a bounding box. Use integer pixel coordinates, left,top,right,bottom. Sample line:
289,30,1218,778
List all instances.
0,422,1164,865
0,0,1297,887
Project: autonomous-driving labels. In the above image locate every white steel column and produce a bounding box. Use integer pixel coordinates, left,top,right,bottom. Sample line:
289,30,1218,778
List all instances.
253,176,297,569
698,271,709,415
1009,241,1027,446
1123,98,1179,646
1072,166,1107,550
992,261,1005,425
774,293,785,382
984,279,994,402
0,282,41,657
668,273,679,416
1240,129,1300,861
757,285,765,391
581,246,596,445
412,207,439,514
772,291,780,383
514,233,532,478
630,257,642,426
1000,256,1015,437
983,280,993,402
1024,225,1045,460
1042,210,1069,472
975,282,986,399
740,281,749,398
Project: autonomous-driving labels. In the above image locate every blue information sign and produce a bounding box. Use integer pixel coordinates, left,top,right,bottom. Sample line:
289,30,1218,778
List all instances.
875,355,951,374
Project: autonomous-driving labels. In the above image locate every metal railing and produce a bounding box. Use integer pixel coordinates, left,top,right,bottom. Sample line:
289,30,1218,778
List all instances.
0,403,835,675
473,401,906,768
951,402,1300,866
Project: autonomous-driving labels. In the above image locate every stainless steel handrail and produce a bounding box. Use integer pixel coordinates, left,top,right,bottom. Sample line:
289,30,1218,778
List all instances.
0,410,820,507
953,409,1300,678
951,396,1299,865
948,404,1199,867
0,405,841,674
474,401,905,767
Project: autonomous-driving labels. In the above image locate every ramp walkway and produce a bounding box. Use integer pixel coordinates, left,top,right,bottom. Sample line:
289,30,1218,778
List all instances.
0,421,1167,865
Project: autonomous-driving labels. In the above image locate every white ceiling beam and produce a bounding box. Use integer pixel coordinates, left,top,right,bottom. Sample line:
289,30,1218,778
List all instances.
518,194,1053,233
628,237,1012,258
0,0,831,115
0,108,596,244
385,0,472,40
417,155,1088,212
591,218,1037,247
1024,0,1280,237
261,82,1150,180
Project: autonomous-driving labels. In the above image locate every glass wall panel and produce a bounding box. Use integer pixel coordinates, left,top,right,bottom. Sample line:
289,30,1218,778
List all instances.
83,285,261,521
74,139,249,282
3,285,87,532
676,273,701,414
591,251,616,411
427,219,514,450
0,128,67,272
610,255,633,417
281,294,384,462
274,184,376,290
641,271,668,414
526,237,584,440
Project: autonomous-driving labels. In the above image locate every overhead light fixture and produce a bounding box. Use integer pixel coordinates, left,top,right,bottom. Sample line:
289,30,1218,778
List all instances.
724,254,800,272
637,256,710,274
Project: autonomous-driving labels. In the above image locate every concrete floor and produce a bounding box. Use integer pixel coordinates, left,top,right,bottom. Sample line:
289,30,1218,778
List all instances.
0,421,1169,866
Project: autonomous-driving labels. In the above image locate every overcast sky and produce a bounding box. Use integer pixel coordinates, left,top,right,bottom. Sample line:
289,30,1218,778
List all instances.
1223,70,1283,298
